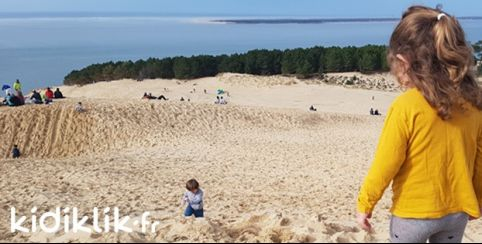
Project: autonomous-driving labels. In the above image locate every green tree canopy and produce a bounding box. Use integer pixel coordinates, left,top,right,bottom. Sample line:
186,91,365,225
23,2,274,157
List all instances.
64,44,394,86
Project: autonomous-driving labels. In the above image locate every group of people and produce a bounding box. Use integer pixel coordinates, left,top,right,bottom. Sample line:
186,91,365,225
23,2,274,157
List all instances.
214,96,227,105
30,87,64,105
1,79,65,107
2,80,25,106
369,108,381,116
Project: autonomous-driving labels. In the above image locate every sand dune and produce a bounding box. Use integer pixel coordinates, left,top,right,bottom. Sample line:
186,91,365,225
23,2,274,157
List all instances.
0,99,364,159
0,100,389,242
58,73,398,115
0,74,481,243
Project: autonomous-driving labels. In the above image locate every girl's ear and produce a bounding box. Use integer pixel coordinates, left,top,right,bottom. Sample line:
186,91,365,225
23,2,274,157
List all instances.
395,54,410,72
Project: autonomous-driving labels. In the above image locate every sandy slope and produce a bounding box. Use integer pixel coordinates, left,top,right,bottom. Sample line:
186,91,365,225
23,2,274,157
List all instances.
0,73,480,243
58,73,398,116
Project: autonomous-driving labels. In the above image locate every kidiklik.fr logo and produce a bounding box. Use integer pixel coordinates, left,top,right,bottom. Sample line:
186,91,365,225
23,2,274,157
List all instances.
11,207,161,233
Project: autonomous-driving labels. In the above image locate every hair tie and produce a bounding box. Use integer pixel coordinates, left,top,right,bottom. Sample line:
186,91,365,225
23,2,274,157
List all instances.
437,13,447,21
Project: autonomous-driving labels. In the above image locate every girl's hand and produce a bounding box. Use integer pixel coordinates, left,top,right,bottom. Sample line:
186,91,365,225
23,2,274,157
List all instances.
356,212,373,232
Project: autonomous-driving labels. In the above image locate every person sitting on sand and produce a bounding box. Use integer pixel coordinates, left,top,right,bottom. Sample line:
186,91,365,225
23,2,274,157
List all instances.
75,102,84,113
4,87,13,97
180,97,185,102
181,179,204,218
142,93,149,99
30,91,43,104
45,87,54,100
215,96,220,104
54,88,65,99
374,109,380,116
44,88,54,104
219,96,227,105
41,92,49,104
370,108,374,115
15,90,25,106
357,6,482,243
6,92,21,107
5,93,14,106
12,145,20,159
309,105,317,112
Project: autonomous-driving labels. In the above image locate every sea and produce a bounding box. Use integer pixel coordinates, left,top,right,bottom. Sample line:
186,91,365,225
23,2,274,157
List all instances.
0,13,481,92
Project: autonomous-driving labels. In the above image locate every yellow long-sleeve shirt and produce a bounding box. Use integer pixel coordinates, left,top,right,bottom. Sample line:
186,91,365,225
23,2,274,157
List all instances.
358,88,482,219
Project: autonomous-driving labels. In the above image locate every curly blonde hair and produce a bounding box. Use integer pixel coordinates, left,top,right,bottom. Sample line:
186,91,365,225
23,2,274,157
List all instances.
388,6,482,120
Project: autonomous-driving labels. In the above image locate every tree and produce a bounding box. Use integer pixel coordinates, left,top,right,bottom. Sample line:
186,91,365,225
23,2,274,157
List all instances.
297,60,315,78
324,47,344,72
159,58,175,79
138,58,161,79
218,54,245,73
63,44,389,85
195,55,218,77
102,63,115,81
244,49,282,75
358,45,382,73
173,57,192,79
341,46,358,72
473,40,482,61
380,48,390,71
281,49,300,74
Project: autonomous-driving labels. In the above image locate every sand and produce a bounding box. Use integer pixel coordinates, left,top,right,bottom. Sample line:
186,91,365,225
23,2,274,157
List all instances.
0,73,481,243
58,73,398,115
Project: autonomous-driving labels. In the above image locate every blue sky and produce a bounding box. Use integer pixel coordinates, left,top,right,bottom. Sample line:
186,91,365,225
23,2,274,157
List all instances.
0,0,481,17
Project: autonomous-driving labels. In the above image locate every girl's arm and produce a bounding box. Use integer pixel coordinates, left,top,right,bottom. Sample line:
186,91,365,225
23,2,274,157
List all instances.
474,123,482,211
357,103,410,215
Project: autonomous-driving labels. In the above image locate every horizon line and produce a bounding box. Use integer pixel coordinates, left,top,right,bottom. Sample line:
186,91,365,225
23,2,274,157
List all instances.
0,11,481,19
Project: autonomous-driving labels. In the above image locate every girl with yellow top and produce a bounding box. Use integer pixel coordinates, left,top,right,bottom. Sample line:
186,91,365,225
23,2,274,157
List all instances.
357,6,482,243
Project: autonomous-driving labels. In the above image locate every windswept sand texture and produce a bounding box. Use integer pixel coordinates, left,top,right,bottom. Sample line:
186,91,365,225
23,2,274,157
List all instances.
0,73,481,243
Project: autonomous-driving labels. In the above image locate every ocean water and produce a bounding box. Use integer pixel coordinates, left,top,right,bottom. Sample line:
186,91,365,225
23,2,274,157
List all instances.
0,14,481,92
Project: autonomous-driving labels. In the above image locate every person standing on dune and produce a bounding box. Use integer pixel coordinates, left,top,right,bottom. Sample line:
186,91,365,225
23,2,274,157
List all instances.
13,79,21,92
357,6,482,243
12,145,20,159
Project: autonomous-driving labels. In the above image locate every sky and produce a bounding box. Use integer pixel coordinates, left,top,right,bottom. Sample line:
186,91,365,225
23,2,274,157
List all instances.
0,0,481,18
